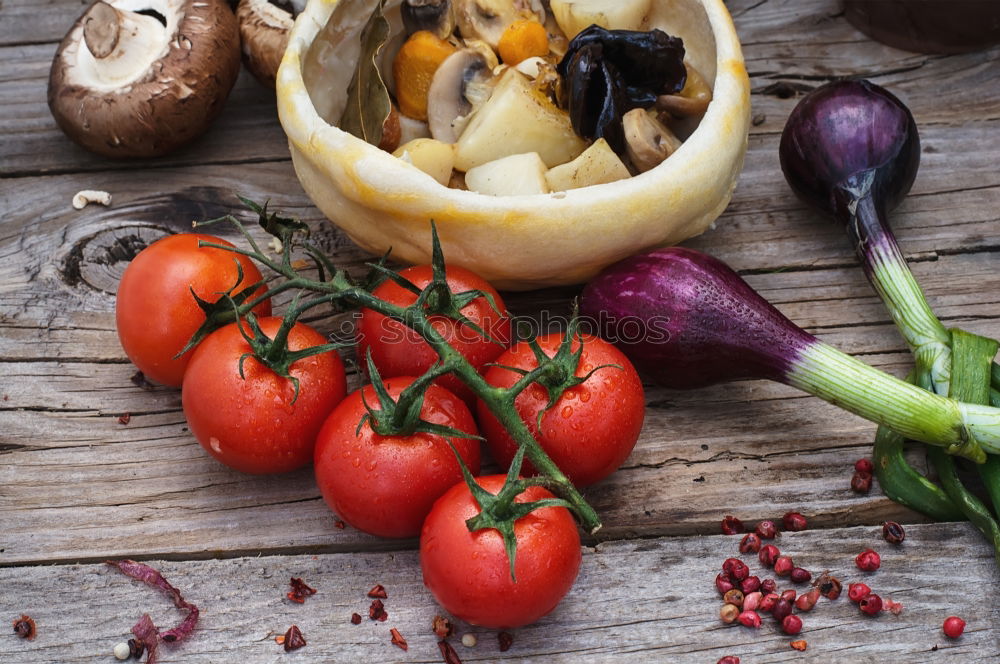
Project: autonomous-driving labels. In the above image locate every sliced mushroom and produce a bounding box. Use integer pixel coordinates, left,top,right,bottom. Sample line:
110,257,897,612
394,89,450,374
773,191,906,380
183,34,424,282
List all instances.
401,0,456,40
237,0,296,87
623,108,682,173
426,48,496,142
454,0,543,49
48,0,241,158
655,62,713,117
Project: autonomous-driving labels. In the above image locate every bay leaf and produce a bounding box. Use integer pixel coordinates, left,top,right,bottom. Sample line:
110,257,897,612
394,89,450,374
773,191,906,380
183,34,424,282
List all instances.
339,0,392,147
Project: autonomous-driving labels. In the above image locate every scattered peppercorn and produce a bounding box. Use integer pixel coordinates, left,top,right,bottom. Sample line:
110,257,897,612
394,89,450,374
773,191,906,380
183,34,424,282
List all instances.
882,521,905,544
390,628,408,651
759,592,779,612
739,533,762,554
723,589,745,607
369,599,387,621
367,584,388,599
795,588,820,612
774,555,794,577
287,577,317,603
113,642,132,660
790,567,812,584
814,572,842,600
127,639,144,659
461,633,477,648
759,545,780,567
855,458,874,474
859,594,883,616
334,520,346,529
721,515,745,535
943,616,965,639
439,640,463,664
848,583,871,603
283,625,306,651
782,512,808,531
12,615,36,640
717,657,741,664
720,603,740,624
790,640,807,651
432,615,454,638
118,413,131,425
716,572,735,595
780,589,797,602
737,610,761,628
740,576,761,594
498,631,514,652
755,520,778,539
772,599,793,623
350,613,362,625
883,598,904,615
760,578,777,594
742,591,762,612
851,471,873,493
782,614,803,635
855,549,881,572
723,558,750,581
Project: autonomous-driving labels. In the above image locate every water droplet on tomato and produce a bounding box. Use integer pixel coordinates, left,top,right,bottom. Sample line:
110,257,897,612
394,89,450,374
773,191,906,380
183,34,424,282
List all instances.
366,460,377,471
579,389,591,403
560,405,573,419
351,457,361,468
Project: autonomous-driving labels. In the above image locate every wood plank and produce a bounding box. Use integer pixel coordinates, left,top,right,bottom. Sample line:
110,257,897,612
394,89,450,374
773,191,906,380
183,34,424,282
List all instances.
0,44,291,176
0,523,997,663
0,0,87,46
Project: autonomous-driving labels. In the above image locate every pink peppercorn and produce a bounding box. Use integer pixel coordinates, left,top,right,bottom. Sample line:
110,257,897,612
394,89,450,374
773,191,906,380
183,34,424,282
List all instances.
742,591,762,611
795,588,820,612
716,572,735,595
739,533,762,554
859,593,883,616
771,599,793,622
855,549,881,572
721,516,745,535
760,578,777,594
780,589,797,602
717,657,740,664
782,614,803,635
790,567,812,584
755,520,778,539
759,545,780,567
943,616,965,639
848,583,871,603
723,589,744,607
855,458,874,474
759,593,778,612
720,604,740,624
740,576,761,594
738,610,761,628
851,471,873,493
774,556,794,577
782,512,808,531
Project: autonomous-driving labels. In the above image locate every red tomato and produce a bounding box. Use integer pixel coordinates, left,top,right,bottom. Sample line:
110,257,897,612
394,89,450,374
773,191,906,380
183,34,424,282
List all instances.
182,317,347,474
477,333,645,487
420,474,581,628
314,377,480,538
116,233,271,387
355,265,511,403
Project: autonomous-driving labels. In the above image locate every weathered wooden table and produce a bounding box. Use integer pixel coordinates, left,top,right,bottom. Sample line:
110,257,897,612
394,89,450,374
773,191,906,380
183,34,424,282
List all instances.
3,0,999,661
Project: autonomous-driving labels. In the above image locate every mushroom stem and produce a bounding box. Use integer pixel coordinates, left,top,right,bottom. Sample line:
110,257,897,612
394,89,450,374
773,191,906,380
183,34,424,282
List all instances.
655,62,712,116
80,1,168,87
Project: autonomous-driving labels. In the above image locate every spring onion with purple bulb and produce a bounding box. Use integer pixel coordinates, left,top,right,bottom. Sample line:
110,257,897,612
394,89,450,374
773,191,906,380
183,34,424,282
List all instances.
580,246,1000,463
779,80,1000,560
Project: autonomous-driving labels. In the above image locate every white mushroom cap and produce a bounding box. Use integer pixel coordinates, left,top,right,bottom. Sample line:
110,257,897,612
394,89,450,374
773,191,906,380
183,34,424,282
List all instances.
48,0,241,158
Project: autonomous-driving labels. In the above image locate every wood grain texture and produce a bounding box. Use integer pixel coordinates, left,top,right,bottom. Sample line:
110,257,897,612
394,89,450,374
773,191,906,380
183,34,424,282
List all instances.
1,523,998,664
2,0,1000,660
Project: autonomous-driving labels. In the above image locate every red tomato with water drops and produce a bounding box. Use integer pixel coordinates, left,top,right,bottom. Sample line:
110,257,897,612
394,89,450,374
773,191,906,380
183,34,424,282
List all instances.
314,377,480,538
477,333,645,487
181,317,347,474
420,475,581,628
356,265,511,404
116,233,271,387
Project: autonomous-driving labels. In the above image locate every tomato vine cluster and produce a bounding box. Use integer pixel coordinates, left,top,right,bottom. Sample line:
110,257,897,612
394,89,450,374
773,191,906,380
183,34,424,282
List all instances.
114,199,645,628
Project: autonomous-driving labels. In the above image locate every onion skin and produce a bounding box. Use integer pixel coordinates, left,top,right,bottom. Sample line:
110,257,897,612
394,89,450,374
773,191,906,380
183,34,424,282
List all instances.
580,247,814,389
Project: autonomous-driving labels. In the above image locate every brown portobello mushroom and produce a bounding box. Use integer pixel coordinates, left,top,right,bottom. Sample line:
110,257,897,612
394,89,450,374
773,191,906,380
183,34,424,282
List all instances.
237,0,304,87
48,0,241,159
